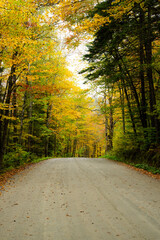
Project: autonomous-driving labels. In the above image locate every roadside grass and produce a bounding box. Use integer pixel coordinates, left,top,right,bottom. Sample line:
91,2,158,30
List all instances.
101,152,160,175
31,157,53,164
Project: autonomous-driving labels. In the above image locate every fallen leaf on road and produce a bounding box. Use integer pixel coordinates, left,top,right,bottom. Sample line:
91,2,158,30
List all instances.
66,214,71,217
13,203,19,206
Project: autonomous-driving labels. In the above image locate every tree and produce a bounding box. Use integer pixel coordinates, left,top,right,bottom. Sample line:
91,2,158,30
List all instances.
80,0,160,164
0,0,61,168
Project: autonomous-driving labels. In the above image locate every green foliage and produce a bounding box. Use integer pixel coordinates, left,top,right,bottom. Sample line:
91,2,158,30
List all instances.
102,152,160,175
1,150,52,174
133,164,160,175
3,146,31,169
31,157,53,163
101,152,120,161
81,0,160,172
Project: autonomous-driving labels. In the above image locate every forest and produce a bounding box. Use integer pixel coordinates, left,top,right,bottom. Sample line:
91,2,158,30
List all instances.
0,0,160,173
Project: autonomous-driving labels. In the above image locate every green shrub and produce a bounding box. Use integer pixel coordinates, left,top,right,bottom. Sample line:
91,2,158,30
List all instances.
3,146,31,169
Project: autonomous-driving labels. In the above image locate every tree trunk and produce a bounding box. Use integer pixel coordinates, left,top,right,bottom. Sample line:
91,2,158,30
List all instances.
104,84,108,153
45,102,52,157
108,87,114,150
105,115,108,153
53,134,57,156
0,80,4,171
118,63,137,136
12,87,18,143
145,3,160,143
121,75,137,136
28,100,33,152
139,6,147,129
72,138,77,157
120,57,144,129
19,89,27,145
26,78,33,152
92,143,97,158
0,62,17,169
45,136,49,157
119,83,125,134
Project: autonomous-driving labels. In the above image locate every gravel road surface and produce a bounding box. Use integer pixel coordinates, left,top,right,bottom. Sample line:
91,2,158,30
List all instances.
0,158,160,240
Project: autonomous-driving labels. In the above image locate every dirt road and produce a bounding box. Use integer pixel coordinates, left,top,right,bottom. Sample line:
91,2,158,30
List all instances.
0,158,160,240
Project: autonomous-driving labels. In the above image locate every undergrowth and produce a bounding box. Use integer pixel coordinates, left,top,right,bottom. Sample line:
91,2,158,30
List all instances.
102,152,160,175
1,151,52,175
